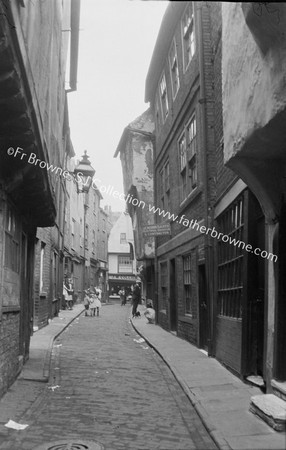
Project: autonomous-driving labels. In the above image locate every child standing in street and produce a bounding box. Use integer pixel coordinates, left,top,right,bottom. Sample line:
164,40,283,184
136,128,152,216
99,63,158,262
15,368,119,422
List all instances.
89,293,96,317
94,290,102,316
83,291,90,317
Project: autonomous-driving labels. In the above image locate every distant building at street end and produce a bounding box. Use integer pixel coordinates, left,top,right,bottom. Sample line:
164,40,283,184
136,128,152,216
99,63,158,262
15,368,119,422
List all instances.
114,109,155,300
107,212,137,298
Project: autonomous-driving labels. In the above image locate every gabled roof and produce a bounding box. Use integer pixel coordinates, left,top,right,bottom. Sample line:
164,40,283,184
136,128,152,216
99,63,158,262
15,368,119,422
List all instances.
114,108,154,158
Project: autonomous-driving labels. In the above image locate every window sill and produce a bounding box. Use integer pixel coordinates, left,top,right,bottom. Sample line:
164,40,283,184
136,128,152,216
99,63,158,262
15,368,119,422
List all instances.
178,314,195,324
40,292,47,298
2,305,20,313
178,185,202,214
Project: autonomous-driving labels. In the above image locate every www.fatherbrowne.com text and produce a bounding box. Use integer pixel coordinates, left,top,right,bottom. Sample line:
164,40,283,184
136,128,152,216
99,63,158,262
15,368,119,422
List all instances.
7,147,278,262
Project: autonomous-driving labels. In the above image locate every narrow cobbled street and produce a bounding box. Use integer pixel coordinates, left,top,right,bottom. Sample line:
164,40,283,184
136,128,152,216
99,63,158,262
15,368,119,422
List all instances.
0,305,217,450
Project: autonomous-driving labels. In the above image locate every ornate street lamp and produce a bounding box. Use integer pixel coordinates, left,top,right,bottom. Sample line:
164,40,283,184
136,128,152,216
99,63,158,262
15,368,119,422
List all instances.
74,150,95,193
73,150,95,297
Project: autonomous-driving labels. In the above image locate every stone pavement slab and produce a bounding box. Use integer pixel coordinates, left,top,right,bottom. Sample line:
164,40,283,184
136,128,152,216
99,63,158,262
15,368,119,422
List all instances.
132,305,286,450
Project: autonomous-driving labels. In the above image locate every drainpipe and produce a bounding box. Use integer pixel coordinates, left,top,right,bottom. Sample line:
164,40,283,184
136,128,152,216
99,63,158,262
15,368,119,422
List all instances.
196,3,214,356
66,0,81,93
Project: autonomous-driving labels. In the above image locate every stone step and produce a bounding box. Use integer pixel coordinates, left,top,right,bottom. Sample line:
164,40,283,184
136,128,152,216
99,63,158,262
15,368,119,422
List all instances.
250,394,286,431
272,379,286,402
246,375,265,389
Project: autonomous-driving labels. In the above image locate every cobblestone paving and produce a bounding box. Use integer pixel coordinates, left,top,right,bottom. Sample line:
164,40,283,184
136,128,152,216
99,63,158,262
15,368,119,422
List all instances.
0,305,217,450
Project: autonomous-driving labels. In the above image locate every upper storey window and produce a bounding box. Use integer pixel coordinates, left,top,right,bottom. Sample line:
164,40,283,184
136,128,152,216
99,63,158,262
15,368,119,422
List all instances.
169,39,180,99
182,3,195,71
159,73,169,122
178,114,197,202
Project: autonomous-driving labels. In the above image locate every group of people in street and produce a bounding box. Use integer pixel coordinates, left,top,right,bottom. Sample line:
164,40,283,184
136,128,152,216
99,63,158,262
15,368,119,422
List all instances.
119,282,155,323
83,287,102,317
64,277,155,324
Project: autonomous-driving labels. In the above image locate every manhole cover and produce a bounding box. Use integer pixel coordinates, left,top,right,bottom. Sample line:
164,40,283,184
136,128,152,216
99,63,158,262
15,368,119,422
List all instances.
32,440,104,450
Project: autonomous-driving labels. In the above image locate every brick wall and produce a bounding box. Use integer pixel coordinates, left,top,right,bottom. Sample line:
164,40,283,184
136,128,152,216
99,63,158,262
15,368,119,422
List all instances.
0,312,20,398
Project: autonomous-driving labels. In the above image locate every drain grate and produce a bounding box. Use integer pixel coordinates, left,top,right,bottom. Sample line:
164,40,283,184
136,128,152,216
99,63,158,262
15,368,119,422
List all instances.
32,440,104,450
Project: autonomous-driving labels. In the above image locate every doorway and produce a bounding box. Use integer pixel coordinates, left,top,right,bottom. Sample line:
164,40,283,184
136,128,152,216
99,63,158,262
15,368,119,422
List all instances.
275,202,286,380
199,264,208,350
247,192,265,377
169,258,177,332
19,232,34,362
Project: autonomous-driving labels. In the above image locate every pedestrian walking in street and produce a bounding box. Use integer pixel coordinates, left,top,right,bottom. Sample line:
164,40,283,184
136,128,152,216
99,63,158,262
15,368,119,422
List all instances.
131,282,141,317
119,288,126,306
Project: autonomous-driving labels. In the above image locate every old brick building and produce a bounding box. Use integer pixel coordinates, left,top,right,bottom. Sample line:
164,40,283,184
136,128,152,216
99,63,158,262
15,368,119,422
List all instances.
145,1,222,348
0,0,80,395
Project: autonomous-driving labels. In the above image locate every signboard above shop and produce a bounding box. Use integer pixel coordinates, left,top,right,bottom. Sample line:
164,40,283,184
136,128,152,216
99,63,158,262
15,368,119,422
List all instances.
142,223,171,236
108,274,136,281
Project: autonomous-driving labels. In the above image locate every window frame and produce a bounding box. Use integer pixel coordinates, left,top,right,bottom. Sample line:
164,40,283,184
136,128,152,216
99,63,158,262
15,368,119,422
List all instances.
120,233,127,244
217,195,244,319
181,2,195,72
158,160,170,221
168,38,180,99
159,72,169,122
183,254,193,316
118,255,132,273
4,204,20,273
178,113,198,202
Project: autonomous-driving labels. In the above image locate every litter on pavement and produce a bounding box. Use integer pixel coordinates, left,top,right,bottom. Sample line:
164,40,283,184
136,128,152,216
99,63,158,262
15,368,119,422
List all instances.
5,419,29,430
133,338,145,343
47,385,60,391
